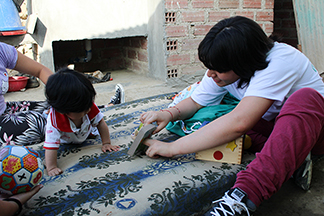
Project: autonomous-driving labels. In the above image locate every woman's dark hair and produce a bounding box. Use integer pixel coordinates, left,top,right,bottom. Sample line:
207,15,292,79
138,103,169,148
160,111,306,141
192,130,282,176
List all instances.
198,16,274,88
45,68,96,114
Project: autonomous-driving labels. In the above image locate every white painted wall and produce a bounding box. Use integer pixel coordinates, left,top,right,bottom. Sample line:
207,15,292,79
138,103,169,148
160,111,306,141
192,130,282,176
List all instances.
29,0,166,80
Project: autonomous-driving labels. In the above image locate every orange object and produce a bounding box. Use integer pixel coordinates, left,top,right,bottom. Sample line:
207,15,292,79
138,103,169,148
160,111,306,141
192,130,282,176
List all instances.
8,76,29,92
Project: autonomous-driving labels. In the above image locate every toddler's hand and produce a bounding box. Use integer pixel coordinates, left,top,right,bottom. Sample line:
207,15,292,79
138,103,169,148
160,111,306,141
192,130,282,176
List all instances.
47,167,63,176
102,143,120,152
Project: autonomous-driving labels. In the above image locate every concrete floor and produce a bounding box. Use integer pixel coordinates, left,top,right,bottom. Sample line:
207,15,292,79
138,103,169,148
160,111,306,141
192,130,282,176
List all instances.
5,70,182,105
4,70,324,215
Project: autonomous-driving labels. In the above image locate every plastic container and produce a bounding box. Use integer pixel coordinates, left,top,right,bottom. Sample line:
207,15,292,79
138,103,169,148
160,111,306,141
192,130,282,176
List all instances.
0,0,26,36
8,76,29,92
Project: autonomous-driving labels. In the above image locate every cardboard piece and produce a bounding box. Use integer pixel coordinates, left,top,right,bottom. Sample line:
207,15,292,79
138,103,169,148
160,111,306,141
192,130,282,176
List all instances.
127,124,157,156
195,137,243,164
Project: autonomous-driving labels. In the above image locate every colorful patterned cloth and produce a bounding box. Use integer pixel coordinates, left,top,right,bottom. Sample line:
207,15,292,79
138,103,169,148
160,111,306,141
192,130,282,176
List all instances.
21,93,255,216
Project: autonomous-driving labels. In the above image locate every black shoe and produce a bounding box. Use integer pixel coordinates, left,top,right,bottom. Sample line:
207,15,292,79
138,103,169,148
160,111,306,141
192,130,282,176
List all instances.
293,152,312,191
109,84,125,105
204,188,256,216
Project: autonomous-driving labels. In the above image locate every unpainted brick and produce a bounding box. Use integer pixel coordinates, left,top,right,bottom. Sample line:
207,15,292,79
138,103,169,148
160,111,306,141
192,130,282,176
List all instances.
166,25,188,37
219,0,240,9
194,25,214,36
264,22,274,35
140,39,148,50
256,11,274,21
192,0,214,8
234,11,254,19
182,38,202,51
138,51,148,62
130,38,142,48
209,11,231,22
265,0,274,9
243,0,262,9
182,11,205,22
127,50,136,59
165,0,188,9
182,65,206,74
167,54,191,66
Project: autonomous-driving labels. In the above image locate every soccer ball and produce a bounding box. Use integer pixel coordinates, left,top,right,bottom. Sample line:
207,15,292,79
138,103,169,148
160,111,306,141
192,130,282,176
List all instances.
0,145,44,195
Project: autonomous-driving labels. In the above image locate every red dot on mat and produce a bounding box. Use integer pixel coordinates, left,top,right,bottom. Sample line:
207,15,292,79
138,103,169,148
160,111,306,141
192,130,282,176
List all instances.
213,151,223,160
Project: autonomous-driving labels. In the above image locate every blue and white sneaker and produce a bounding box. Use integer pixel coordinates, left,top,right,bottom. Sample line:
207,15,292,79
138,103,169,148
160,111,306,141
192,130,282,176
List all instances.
109,84,125,105
204,188,256,216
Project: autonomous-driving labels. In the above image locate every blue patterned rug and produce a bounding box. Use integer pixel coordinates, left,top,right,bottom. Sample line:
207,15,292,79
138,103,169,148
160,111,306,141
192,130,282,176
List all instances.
23,93,255,216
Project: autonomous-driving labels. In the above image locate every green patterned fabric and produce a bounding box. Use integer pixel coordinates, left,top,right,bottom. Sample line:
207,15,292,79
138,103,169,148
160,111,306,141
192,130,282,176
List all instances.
166,93,240,136
19,93,254,216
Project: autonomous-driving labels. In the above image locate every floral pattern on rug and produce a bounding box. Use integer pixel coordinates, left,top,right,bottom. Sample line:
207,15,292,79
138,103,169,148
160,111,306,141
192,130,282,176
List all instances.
20,93,255,216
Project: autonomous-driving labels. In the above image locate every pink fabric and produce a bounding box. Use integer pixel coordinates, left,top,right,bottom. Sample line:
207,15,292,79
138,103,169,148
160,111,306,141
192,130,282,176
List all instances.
234,88,324,206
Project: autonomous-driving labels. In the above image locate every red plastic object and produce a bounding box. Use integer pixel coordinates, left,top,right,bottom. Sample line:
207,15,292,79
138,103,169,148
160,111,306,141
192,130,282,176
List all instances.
0,30,27,36
8,76,29,92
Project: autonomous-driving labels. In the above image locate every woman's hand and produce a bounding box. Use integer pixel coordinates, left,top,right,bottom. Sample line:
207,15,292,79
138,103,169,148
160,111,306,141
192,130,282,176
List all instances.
140,110,172,134
10,184,43,204
143,139,175,158
0,184,43,216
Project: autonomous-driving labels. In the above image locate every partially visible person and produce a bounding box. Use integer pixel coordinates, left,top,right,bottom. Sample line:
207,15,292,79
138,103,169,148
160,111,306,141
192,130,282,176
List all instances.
44,68,121,176
140,16,324,215
0,42,53,147
0,184,43,216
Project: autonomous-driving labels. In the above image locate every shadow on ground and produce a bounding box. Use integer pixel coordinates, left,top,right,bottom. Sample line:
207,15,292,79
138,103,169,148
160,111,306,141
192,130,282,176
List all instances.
255,157,324,216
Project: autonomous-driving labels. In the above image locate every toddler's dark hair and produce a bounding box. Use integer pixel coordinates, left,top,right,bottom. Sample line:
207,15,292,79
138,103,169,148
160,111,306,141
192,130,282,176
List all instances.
198,16,274,88
46,68,96,114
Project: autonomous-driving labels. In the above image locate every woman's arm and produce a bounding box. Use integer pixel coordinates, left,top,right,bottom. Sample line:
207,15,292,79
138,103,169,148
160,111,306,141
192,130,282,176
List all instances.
144,96,274,157
13,51,53,84
0,184,43,216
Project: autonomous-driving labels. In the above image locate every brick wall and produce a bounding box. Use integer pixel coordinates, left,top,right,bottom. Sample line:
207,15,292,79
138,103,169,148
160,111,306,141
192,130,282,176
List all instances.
52,37,148,73
164,0,274,78
122,37,148,74
273,0,298,48
21,0,301,81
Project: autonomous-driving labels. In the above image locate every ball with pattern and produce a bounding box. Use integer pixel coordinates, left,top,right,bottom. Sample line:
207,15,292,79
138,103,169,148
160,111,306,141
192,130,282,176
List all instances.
0,145,44,195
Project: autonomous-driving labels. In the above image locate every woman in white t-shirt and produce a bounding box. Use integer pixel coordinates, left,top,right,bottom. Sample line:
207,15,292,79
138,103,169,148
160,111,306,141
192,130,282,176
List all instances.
140,16,324,215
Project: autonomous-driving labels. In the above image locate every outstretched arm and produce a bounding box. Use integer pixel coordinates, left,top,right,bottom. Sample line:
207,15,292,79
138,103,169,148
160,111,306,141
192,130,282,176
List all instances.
14,51,53,84
144,96,274,158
